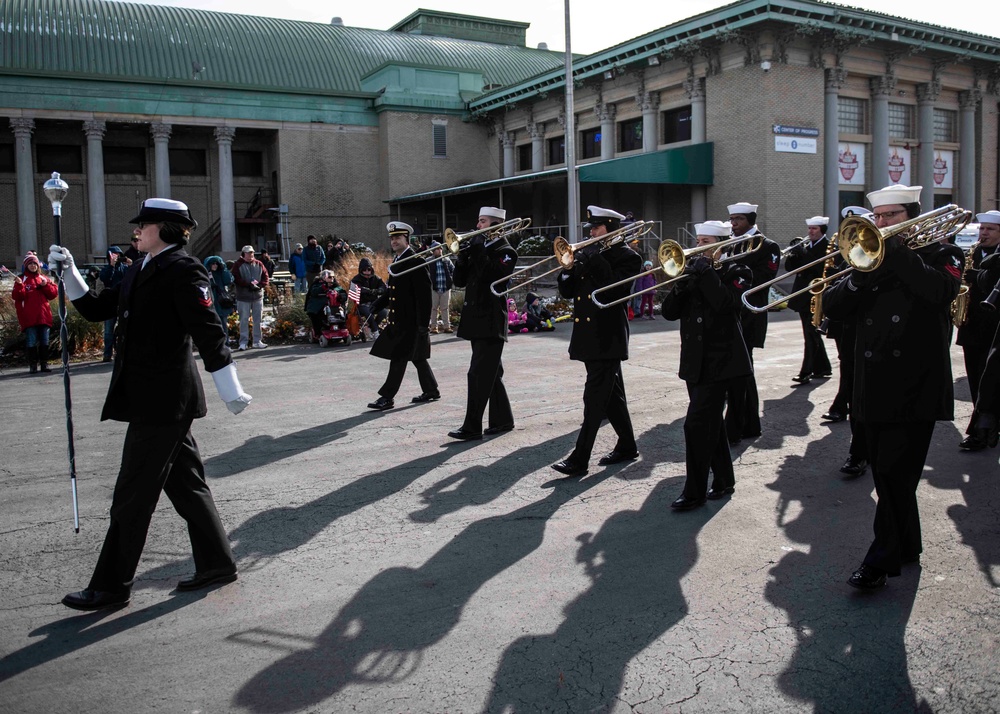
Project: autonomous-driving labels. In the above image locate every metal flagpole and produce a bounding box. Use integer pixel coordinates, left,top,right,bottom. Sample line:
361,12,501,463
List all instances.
43,172,80,533
564,0,579,242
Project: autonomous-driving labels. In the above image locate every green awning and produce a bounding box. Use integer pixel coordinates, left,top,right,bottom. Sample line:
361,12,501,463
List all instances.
579,142,713,185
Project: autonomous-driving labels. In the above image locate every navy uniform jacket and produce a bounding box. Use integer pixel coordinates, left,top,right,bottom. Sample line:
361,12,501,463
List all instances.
557,243,642,362
369,246,432,361
729,232,780,348
784,235,829,313
662,262,753,385
453,237,517,341
71,247,232,425
956,244,1000,349
823,240,963,423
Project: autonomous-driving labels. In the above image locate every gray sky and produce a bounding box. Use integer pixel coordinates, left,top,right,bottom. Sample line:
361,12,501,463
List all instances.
115,0,993,55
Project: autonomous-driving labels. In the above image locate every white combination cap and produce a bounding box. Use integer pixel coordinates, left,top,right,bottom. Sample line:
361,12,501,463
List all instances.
805,216,830,227
867,184,922,208
841,205,870,219
479,207,506,220
386,221,414,235
586,205,626,221
694,220,732,237
727,202,758,215
976,210,1000,226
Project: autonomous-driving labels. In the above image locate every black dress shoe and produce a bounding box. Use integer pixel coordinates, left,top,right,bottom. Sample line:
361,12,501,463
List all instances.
177,566,238,592
847,564,886,590
484,423,515,435
670,495,706,511
597,450,639,466
447,428,482,441
901,554,921,566
62,588,131,611
840,456,868,477
959,435,987,451
411,392,441,403
791,373,812,385
367,396,394,411
821,410,847,423
551,460,588,477
706,486,735,500
815,372,833,379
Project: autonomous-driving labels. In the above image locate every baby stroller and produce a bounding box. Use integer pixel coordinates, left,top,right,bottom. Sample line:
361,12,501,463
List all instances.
314,288,353,347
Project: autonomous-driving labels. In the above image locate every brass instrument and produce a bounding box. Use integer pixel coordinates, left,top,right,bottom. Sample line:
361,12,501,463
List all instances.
810,236,840,328
591,233,763,309
489,220,653,297
780,237,805,259
951,242,978,328
388,217,530,277
742,204,973,313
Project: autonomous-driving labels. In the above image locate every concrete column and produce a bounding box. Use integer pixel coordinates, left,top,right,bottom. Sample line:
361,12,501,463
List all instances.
10,118,37,257
958,89,980,210
501,131,515,177
83,120,108,256
916,81,940,207
595,103,616,161
150,122,172,198
825,68,846,223
870,75,894,189
685,77,707,223
637,91,660,153
528,123,545,172
215,126,237,253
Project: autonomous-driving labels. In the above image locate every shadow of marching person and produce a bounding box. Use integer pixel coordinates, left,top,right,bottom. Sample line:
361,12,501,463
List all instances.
481,480,716,713
231,471,613,713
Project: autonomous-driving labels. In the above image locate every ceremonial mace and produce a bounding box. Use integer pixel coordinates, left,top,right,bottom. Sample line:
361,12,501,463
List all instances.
43,172,80,533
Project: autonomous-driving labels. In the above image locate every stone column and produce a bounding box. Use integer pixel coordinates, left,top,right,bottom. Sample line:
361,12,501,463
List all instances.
150,122,172,198
916,81,940,207
501,131,515,177
958,89,980,210
870,75,894,189
684,77,707,223
10,118,37,257
825,68,847,223
84,120,108,256
528,123,545,172
595,103,616,161
215,126,237,253
637,91,660,153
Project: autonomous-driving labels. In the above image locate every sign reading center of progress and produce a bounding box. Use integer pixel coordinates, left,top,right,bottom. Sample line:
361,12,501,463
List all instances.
773,124,818,154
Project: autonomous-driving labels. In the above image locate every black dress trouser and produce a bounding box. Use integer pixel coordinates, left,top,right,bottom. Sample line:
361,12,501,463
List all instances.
379,358,437,399
797,311,831,377
461,338,512,433
683,381,733,499
725,347,761,439
569,360,636,464
90,420,235,593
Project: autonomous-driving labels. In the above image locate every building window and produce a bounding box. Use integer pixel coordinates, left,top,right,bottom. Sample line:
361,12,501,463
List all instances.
547,136,565,165
36,144,83,174
619,117,642,152
581,127,601,159
838,97,867,134
888,103,914,138
517,144,532,171
233,150,264,177
934,109,957,143
662,106,692,144
103,146,146,175
0,144,14,173
839,190,865,213
933,193,953,209
169,148,207,176
432,121,447,158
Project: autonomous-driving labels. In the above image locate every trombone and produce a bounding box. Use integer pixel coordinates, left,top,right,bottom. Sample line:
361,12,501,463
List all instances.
489,220,654,297
590,232,762,309
740,203,973,313
388,217,529,277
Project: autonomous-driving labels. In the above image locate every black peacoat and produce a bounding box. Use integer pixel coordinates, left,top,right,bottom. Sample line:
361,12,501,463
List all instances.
729,232,780,348
784,235,829,313
956,244,1000,349
369,246,432,361
453,237,517,341
662,262,753,385
557,242,642,362
71,247,233,425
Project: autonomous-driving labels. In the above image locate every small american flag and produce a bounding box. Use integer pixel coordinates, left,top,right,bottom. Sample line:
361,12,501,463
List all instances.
347,282,361,304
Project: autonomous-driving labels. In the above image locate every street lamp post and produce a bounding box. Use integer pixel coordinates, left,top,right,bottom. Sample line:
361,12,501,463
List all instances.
43,171,80,533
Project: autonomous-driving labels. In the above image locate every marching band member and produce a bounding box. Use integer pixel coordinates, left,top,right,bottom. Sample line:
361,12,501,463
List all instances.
966,251,1000,447
661,221,753,510
723,201,781,444
955,210,1000,450
823,184,963,590
551,206,642,477
366,222,439,411
785,216,833,385
448,207,518,441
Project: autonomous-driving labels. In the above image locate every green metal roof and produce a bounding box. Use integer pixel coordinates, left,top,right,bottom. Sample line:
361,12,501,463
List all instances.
0,0,566,96
578,143,714,185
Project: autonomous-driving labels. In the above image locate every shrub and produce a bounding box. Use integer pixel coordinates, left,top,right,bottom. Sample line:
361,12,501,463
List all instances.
516,234,553,256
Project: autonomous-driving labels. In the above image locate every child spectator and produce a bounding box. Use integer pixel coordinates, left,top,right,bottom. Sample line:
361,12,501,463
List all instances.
507,297,528,334
524,291,555,332
635,260,657,319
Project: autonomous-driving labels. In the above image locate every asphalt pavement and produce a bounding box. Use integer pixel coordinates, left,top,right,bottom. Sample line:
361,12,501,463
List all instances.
1,308,998,713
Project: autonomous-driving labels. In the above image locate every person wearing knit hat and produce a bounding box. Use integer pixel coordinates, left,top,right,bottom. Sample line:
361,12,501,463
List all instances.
955,210,1000,451
11,251,58,374
785,216,833,386
723,201,781,444
47,201,251,610
822,184,964,591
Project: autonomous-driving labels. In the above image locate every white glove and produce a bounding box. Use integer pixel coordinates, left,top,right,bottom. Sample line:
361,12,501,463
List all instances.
47,245,89,300
211,363,252,415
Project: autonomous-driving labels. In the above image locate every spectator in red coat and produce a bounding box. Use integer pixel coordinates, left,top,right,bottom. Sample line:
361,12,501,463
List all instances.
11,251,59,374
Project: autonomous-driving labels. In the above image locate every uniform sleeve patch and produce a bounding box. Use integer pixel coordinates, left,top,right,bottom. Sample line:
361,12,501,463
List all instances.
198,285,213,307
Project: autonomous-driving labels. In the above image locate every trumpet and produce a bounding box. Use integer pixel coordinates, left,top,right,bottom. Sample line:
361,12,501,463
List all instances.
780,237,805,258
389,217,529,277
590,232,762,309
489,220,653,297
741,204,973,313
